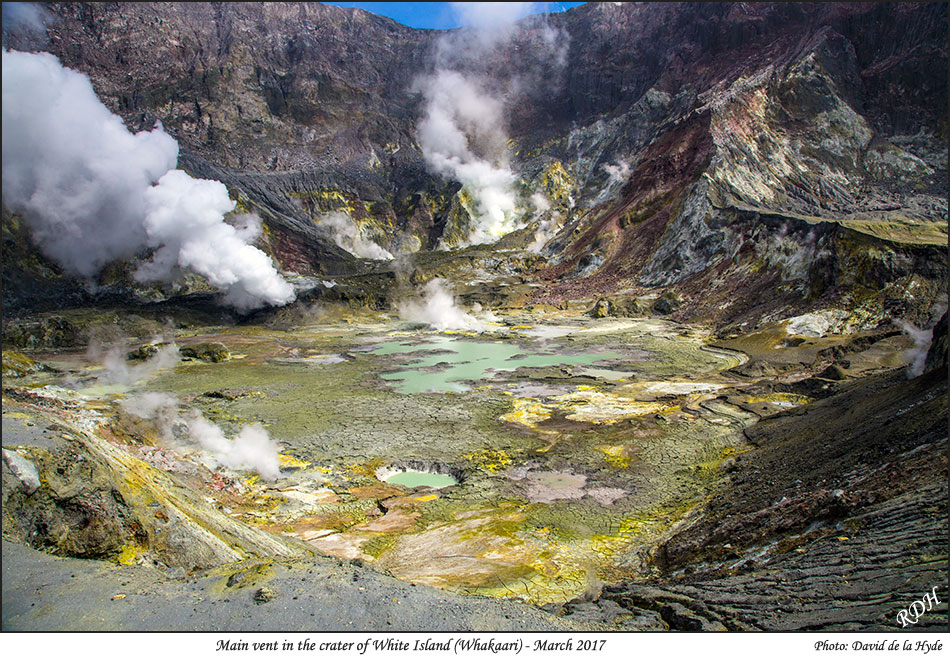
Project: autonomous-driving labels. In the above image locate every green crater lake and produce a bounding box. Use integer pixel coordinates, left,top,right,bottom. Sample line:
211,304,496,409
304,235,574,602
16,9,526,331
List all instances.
373,335,624,394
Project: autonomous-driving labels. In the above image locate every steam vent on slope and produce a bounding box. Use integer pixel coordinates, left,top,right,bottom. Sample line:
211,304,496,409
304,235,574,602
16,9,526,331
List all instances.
1,1,947,635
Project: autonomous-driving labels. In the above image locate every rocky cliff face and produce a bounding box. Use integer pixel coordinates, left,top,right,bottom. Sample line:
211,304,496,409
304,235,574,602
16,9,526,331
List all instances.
525,3,947,332
2,2,946,328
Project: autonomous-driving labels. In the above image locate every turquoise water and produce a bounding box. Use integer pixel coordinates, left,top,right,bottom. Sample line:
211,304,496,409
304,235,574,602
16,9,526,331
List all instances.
373,336,624,394
384,471,458,488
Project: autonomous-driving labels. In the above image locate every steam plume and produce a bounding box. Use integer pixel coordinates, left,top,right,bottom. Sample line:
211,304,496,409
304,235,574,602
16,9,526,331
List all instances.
602,160,632,187
92,342,181,386
899,320,934,379
416,2,565,247
1,50,295,311
315,212,394,260
186,413,282,481
122,392,282,481
137,170,296,310
397,278,489,332
527,192,562,253
1,2,52,41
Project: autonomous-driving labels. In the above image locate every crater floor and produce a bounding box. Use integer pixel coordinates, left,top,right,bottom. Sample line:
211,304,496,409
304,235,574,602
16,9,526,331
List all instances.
1,308,935,629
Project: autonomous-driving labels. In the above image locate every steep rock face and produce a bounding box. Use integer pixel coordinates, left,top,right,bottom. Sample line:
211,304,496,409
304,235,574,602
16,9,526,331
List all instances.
27,3,433,173
4,2,444,267
2,2,946,326
530,4,946,330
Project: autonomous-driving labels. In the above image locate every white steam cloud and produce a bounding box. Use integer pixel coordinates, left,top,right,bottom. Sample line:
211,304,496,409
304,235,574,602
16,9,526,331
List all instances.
186,413,282,482
397,278,489,332
120,391,179,423
1,2,53,38
137,170,296,310
418,71,519,247
527,192,562,253
449,2,543,34
417,2,564,248
1,50,295,311
122,392,282,481
315,212,394,260
602,160,632,187
91,341,181,386
120,391,182,442
899,320,934,379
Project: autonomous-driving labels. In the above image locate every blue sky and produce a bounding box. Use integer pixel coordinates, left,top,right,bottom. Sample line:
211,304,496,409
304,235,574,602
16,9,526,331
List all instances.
325,2,586,30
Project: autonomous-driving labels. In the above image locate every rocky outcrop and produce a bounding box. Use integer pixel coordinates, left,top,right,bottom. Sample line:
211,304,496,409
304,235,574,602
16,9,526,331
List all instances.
1,351,48,378
1,391,309,568
924,311,948,373
590,362,948,630
179,342,231,363
601,479,947,630
654,367,947,570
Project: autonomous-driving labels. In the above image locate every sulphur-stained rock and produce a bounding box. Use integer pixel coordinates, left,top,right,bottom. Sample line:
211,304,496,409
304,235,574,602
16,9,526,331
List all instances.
651,292,684,316
127,342,166,361
588,298,611,319
2,403,309,567
588,296,651,319
180,342,231,363
276,487,341,507
1,316,80,351
373,508,538,591
1,351,46,378
3,442,130,558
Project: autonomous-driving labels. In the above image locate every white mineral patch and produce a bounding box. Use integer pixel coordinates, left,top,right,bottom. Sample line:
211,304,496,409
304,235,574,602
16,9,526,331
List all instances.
306,532,369,560
639,381,725,395
302,354,347,365
555,389,670,424
784,310,850,337
522,470,587,503
585,487,628,506
519,325,582,340
277,488,340,506
504,383,570,398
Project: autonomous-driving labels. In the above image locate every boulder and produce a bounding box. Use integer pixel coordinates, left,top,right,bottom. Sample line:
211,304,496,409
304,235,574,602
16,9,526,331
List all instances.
180,342,231,363
2,449,41,495
652,292,684,315
587,296,652,319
